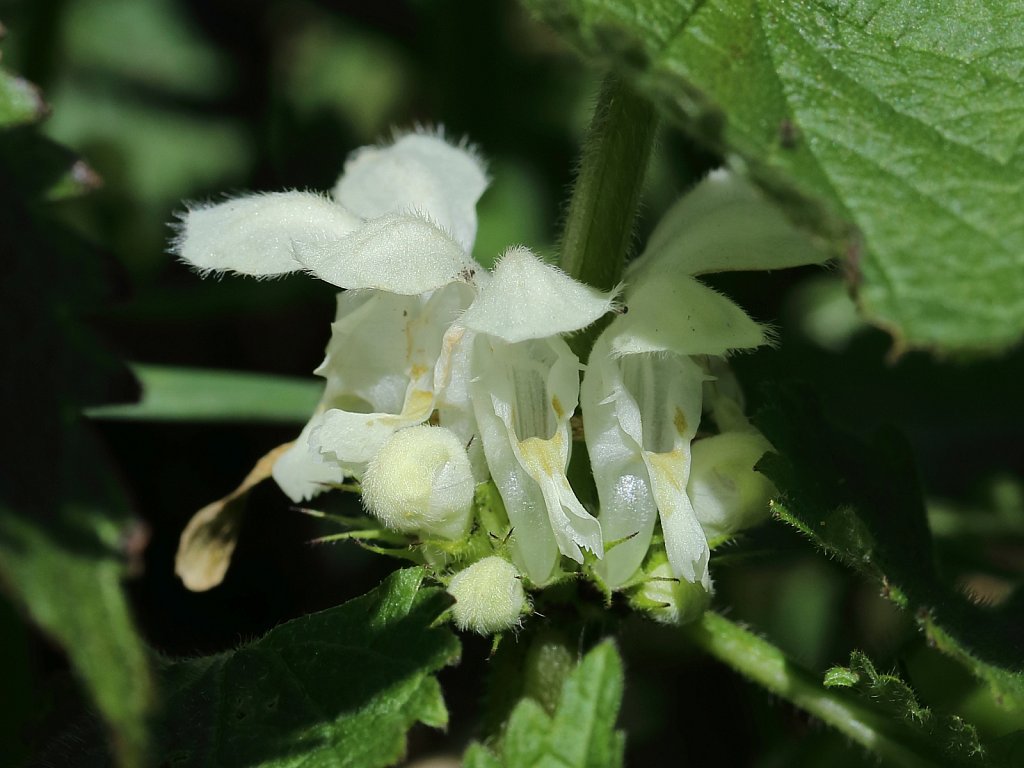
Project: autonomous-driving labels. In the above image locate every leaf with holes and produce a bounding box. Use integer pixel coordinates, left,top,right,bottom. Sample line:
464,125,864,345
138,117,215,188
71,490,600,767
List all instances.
525,0,1024,353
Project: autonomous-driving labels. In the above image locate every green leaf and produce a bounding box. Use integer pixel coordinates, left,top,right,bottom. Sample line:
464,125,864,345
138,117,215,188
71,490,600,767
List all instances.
0,44,152,766
0,62,46,126
0,427,153,768
525,0,1024,353
755,386,1024,716
87,364,322,424
825,651,985,764
467,640,625,768
150,568,459,768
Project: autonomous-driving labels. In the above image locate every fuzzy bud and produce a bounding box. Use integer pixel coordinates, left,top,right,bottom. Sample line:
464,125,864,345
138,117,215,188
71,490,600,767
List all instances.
362,425,474,539
689,431,776,541
447,556,527,634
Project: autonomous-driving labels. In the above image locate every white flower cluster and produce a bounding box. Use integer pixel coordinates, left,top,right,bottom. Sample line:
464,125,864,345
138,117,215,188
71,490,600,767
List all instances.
175,130,823,627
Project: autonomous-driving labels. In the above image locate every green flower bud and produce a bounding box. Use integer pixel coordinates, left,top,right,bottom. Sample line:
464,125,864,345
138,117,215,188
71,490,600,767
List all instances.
689,431,776,541
632,556,711,625
447,556,527,634
362,425,474,539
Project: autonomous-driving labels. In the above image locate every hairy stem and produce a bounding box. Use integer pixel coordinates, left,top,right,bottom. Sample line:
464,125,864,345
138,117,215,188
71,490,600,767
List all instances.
683,611,943,768
559,74,657,291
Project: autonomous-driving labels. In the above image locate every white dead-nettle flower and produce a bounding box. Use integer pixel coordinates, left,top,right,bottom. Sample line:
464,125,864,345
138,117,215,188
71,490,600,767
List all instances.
447,556,527,634
581,170,826,590
173,130,616,585
361,425,475,540
174,131,488,502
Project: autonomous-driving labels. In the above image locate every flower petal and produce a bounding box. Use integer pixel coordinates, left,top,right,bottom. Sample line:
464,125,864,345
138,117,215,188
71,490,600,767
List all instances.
580,336,659,588
461,246,617,343
630,169,827,279
334,131,488,252
689,431,775,541
311,285,472,469
271,416,346,502
294,213,477,294
611,273,766,357
471,335,600,582
174,192,359,276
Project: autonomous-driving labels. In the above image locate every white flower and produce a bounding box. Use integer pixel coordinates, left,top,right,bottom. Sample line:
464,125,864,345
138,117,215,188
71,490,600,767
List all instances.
173,130,489,501
174,130,618,584
581,170,826,590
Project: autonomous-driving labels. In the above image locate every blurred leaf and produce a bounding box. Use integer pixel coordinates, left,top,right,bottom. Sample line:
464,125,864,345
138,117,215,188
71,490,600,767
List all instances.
0,43,151,767
825,651,986,765
0,65,46,126
466,640,625,768
87,364,321,423
0,126,102,201
525,0,1024,353
0,427,152,768
278,13,410,139
756,387,1024,716
151,567,458,768
46,83,249,205
59,0,229,98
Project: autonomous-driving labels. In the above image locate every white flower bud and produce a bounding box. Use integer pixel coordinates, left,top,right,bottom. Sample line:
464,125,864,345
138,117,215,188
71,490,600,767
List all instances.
362,425,474,540
447,556,527,634
633,559,711,625
689,431,776,541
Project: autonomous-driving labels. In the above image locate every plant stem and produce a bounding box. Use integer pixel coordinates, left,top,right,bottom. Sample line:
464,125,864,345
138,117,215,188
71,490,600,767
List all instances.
559,74,657,292
683,611,942,768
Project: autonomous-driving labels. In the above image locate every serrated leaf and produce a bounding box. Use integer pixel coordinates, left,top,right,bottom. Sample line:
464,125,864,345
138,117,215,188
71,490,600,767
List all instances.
151,568,459,768
826,651,985,764
526,0,1024,353
467,641,625,768
86,364,322,424
755,386,1024,717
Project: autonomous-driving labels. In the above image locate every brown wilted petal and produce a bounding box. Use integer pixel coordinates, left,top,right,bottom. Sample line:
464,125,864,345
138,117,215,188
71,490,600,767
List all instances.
175,443,292,591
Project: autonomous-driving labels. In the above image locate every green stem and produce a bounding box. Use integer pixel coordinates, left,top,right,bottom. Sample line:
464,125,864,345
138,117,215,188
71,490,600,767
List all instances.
559,74,657,291
683,612,943,768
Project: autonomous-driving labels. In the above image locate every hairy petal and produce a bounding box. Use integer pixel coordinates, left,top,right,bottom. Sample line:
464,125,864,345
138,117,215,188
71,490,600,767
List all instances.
333,131,488,252
630,169,827,279
294,213,476,294
174,192,360,276
611,273,766,357
461,246,617,343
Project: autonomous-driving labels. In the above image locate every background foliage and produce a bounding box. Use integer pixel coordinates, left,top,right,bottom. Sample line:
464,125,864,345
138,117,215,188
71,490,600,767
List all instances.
1,0,1022,766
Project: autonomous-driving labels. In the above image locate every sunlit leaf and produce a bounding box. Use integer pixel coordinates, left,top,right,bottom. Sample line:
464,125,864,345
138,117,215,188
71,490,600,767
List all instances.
525,0,1024,353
